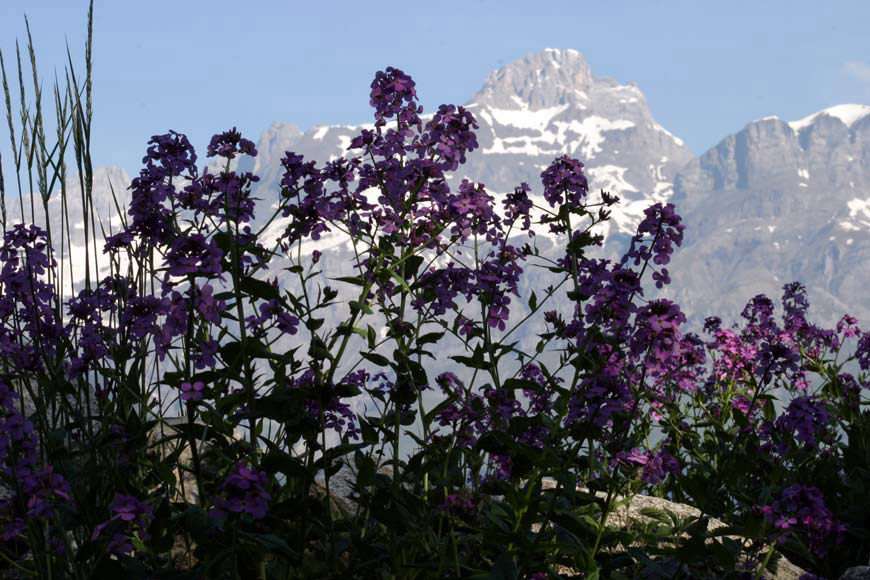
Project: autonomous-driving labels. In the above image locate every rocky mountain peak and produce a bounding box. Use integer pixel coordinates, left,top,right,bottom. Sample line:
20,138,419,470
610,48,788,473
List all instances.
469,48,595,110
788,104,870,134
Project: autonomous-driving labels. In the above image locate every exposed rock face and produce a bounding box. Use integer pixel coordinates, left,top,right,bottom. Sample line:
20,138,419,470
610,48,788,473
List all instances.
664,106,870,328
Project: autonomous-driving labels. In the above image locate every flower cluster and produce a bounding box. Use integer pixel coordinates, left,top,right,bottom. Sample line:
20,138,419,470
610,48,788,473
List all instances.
210,462,272,521
91,494,154,555
207,127,257,160
615,448,681,484
0,379,74,544
771,396,832,452
757,485,845,557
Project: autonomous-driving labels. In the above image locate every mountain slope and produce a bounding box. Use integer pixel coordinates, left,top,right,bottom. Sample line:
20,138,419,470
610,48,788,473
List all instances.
246,48,693,245
663,106,870,326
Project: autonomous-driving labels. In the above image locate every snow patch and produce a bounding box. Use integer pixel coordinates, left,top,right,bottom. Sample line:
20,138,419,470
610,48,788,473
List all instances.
486,101,569,132
837,198,870,238
586,165,636,196
649,122,685,146
555,116,634,159
788,104,870,132
312,126,329,140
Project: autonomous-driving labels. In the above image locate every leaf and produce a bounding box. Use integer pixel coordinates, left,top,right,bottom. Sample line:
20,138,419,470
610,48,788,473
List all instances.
331,276,366,286
450,346,489,370
529,290,537,311
389,269,412,293
261,452,309,480
239,532,299,559
239,276,280,300
362,352,390,367
417,331,444,346
349,300,374,315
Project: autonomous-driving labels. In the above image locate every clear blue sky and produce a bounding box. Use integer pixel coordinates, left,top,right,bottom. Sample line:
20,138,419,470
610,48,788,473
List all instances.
1,0,868,178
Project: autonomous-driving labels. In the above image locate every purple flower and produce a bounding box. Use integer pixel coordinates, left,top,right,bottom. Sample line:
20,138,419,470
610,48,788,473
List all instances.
616,448,680,484
92,493,153,556
756,485,846,557
289,370,361,440
210,462,271,521
541,155,588,209
772,396,831,451
857,332,870,371
369,67,421,127
24,467,73,519
503,183,534,234
164,234,224,278
622,202,684,268
207,127,257,160
436,493,476,516
180,381,205,402
447,180,495,241
195,338,219,370
142,130,197,178
418,104,479,171
196,283,225,324
631,299,687,376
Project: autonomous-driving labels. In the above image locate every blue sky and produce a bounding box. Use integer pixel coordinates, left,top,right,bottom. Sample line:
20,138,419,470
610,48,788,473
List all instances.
1,0,868,177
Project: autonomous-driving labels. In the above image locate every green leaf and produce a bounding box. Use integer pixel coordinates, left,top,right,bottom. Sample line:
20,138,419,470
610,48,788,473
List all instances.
362,352,390,367
417,331,444,346
389,269,412,293
403,254,424,279
331,276,366,286
450,346,489,370
239,276,280,300
349,300,374,315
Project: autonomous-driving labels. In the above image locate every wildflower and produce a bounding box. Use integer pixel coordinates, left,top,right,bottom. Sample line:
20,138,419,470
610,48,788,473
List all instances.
92,494,153,556
210,462,271,521
756,485,845,557
180,381,205,402
418,104,479,171
541,155,588,209
164,234,224,278
773,396,831,451
207,127,257,160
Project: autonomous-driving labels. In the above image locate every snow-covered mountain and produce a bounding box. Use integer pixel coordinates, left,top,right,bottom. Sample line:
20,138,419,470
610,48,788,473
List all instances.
664,104,870,327
243,49,692,246
22,50,870,334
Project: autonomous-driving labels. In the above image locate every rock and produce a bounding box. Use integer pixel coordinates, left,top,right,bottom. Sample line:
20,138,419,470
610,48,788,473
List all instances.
841,566,870,580
537,480,808,579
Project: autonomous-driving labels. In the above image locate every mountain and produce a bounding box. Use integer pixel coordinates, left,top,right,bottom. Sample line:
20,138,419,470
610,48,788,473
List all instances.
245,49,693,245
663,105,870,327
456,48,692,241
19,50,870,337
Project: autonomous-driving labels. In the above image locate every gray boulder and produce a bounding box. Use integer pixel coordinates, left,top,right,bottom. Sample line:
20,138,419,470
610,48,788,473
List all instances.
841,566,870,580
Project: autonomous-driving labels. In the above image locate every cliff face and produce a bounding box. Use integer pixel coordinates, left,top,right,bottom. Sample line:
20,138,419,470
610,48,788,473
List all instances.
662,107,870,327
